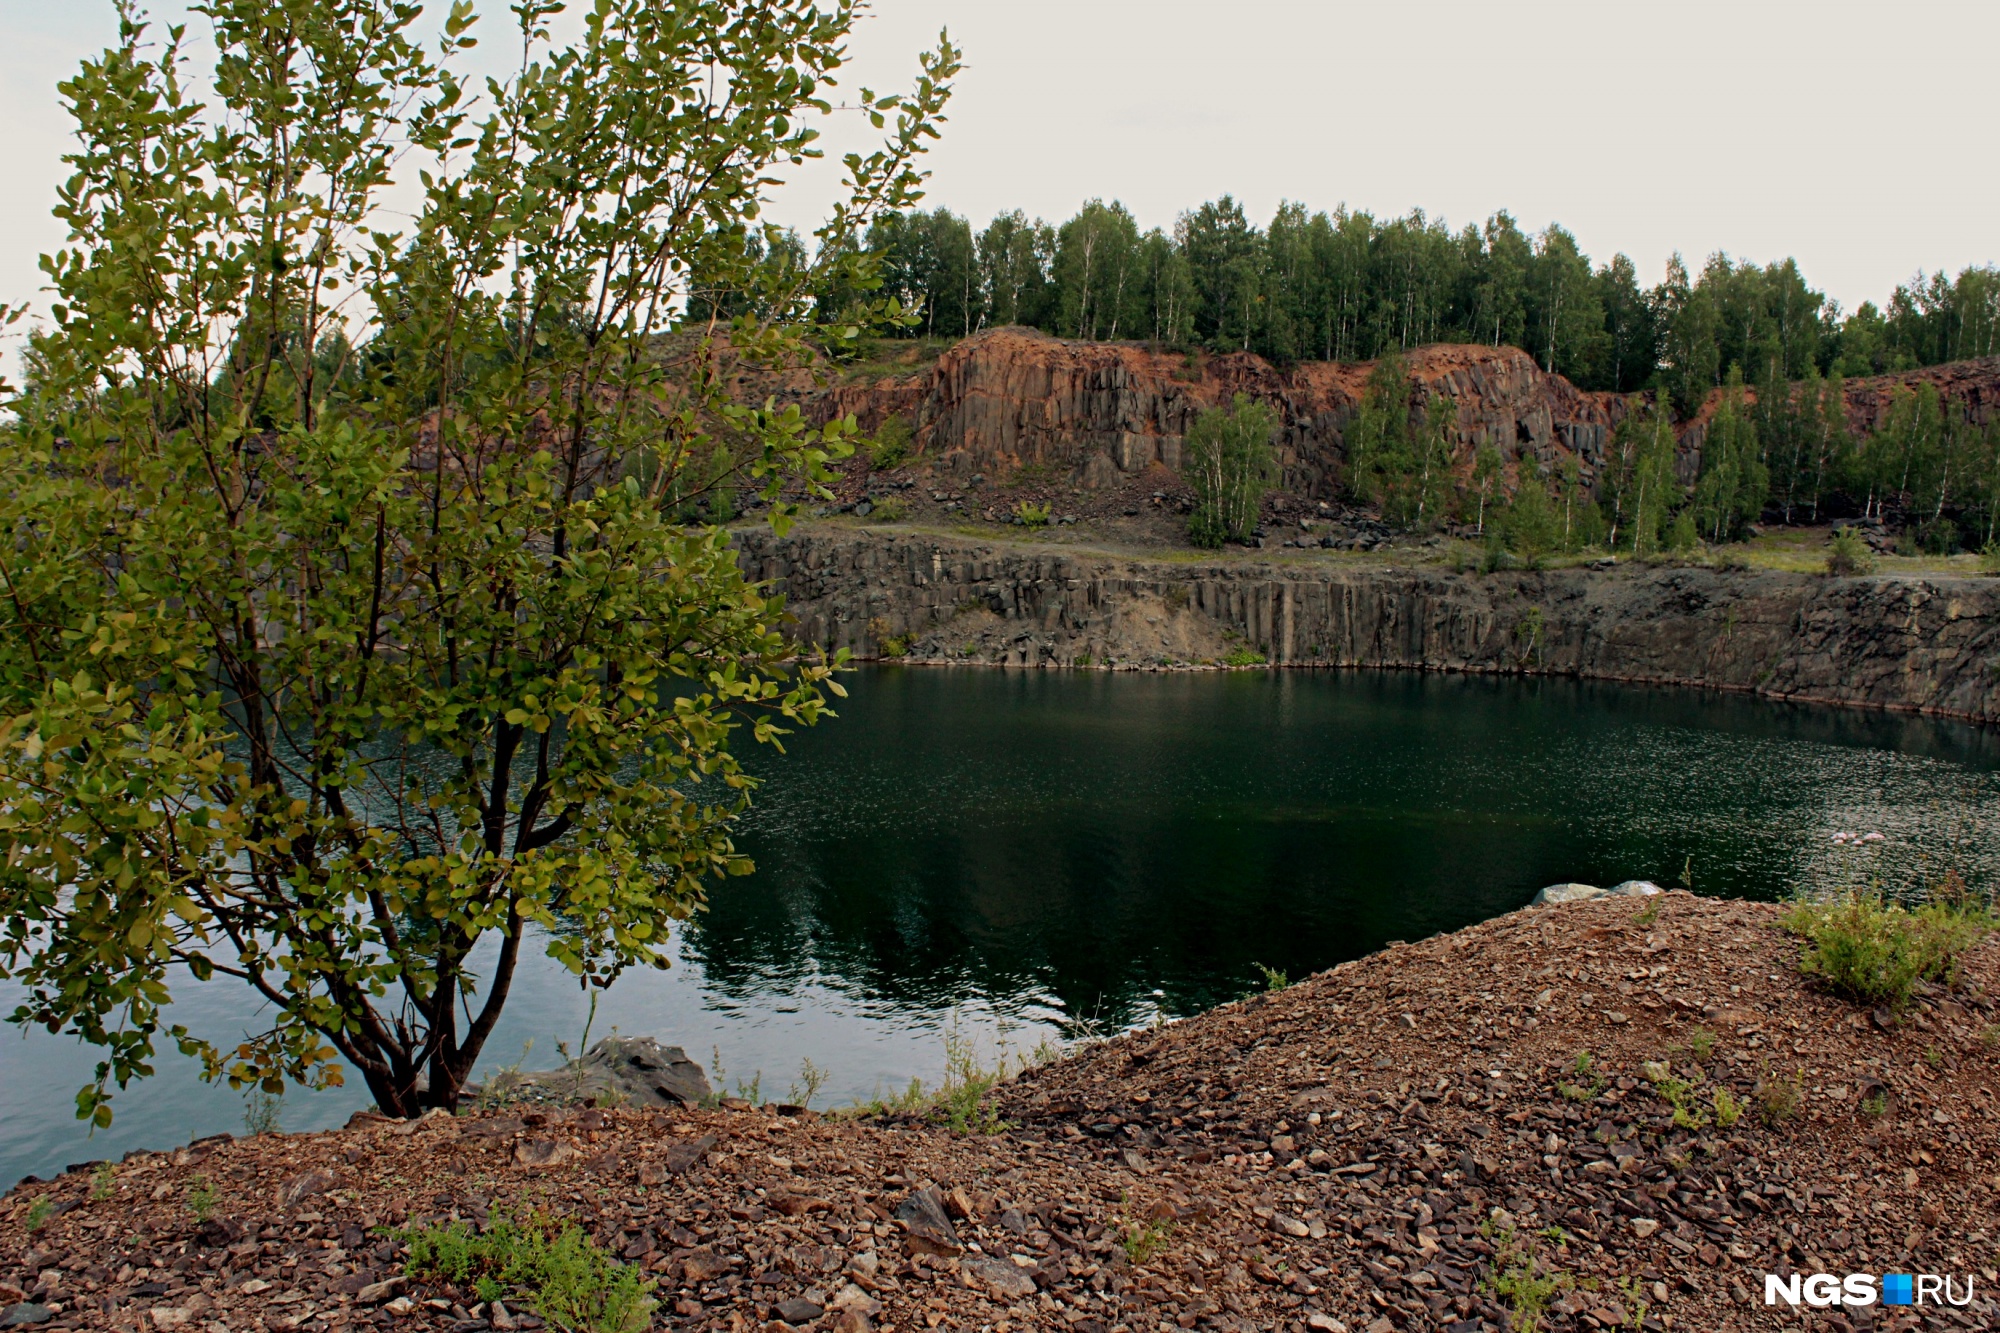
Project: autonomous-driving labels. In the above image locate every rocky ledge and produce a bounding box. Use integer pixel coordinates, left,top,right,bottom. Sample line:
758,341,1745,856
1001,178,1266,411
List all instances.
738,526,2000,723
4,893,1995,1333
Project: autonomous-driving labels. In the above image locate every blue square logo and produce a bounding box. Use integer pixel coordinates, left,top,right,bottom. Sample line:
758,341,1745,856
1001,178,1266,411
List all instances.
1882,1274,1914,1306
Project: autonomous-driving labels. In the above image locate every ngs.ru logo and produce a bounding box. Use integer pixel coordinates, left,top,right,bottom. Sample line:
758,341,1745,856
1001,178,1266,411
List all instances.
1765,1272,1976,1307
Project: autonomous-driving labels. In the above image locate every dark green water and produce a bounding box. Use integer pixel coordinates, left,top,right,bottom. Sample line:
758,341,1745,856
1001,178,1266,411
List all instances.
713,667,2000,1022
5,667,1998,1186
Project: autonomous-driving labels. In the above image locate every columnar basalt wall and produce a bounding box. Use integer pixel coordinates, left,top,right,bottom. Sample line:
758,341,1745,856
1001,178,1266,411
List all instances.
737,527,2000,723
781,328,2000,504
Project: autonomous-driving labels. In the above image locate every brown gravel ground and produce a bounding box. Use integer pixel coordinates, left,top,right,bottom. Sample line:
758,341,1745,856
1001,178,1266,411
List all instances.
4,892,1996,1333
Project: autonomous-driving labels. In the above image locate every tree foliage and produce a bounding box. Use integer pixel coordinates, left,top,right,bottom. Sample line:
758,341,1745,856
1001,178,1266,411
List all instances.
1184,395,1278,547
839,197,1998,398
0,0,958,1121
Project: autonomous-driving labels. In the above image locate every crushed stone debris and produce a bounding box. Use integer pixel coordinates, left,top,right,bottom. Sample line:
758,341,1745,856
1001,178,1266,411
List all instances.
5,892,1995,1332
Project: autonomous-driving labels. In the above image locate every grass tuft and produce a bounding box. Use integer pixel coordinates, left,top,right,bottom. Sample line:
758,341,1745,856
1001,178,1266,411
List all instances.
401,1211,655,1333
1480,1220,1570,1333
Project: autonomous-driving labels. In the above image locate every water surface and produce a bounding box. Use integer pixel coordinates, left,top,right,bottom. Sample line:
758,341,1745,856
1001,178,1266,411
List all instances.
5,667,1996,1186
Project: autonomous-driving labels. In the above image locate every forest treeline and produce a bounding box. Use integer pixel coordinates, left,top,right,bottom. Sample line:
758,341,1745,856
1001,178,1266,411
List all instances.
1283,354,2000,556
703,197,2000,418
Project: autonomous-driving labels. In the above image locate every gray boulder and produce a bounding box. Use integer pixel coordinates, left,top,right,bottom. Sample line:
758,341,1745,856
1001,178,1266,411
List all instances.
475,1036,711,1109
1530,882,1603,906
1606,880,1664,897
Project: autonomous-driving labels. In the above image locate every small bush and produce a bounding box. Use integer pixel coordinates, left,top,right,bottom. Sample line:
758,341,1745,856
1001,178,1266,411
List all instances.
402,1211,655,1333
25,1198,52,1232
1012,500,1051,529
1918,517,1959,555
787,1058,830,1110
187,1179,218,1223
1480,1220,1570,1333
1222,646,1267,667
243,1086,283,1136
1711,1086,1743,1128
864,495,908,523
1757,1068,1804,1126
1253,962,1289,992
1555,1051,1605,1103
1980,541,2000,575
865,414,912,469
934,1029,1010,1135
1781,883,1993,1010
1826,527,1876,576
1122,1218,1174,1265
1666,510,1700,553
91,1162,116,1201
1686,1027,1717,1061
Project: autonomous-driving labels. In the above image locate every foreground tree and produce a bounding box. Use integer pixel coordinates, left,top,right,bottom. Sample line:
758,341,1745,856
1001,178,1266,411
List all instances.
0,0,957,1121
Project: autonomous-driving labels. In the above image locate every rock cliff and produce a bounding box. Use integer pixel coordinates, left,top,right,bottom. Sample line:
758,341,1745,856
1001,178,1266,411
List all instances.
739,526,2000,723
789,328,2000,503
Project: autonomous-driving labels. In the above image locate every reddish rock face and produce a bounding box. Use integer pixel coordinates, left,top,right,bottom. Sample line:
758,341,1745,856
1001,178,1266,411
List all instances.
805,327,1630,498
790,327,2000,500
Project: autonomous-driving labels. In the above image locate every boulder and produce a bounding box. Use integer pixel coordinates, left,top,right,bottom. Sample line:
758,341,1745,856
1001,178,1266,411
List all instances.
1531,883,1603,906
1606,880,1663,897
894,1186,961,1257
478,1036,711,1109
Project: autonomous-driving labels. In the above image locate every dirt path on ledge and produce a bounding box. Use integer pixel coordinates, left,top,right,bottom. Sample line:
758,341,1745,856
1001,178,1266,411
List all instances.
5,893,1995,1333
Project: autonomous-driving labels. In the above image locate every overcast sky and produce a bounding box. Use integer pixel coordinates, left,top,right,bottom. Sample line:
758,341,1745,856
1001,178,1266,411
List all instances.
3,0,1994,343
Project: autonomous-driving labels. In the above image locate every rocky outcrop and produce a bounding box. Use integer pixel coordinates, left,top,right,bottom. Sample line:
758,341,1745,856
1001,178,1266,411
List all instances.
789,328,2000,503
808,328,1632,499
740,526,2000,723
470,1036,712,1109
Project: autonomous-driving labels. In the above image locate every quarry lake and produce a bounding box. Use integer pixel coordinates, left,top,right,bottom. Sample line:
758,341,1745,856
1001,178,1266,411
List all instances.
6,665,2000,1187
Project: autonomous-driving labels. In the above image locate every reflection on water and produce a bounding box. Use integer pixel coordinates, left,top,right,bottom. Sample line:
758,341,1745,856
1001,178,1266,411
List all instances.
5,667,1997,1186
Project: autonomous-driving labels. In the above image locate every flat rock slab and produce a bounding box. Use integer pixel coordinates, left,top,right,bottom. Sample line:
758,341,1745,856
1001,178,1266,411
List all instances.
1532,881,1603,905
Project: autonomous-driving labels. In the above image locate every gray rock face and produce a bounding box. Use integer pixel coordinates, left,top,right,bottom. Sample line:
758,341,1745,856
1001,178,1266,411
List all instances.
483,1036,711,1109
1531,883,1604,906
736,527,2000,724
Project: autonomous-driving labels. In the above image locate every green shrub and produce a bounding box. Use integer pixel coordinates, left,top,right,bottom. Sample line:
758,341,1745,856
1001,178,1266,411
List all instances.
1781,883,1992,1010
1222,646,1267,667
402,1212,655,1333
1826,526,1876,576
1122,1218,1174,1265
1012,500,1051,529
1666,510,1700,553
864,495,908,523
865,414,913,469
1479,1220,1570,1333
1555,1051,1605,1102
1758,1068,1805,1125
1501,476,1562,568
1980,541,2000,575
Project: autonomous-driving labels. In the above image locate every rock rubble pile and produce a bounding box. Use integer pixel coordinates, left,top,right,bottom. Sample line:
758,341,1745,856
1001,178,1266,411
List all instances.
5,893,1994,1333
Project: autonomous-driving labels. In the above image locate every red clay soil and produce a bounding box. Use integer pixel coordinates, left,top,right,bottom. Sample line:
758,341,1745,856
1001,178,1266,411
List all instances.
4,893,1995,1333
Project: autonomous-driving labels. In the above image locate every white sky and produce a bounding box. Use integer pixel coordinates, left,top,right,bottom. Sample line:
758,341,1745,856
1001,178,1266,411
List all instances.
3,0,1995,349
